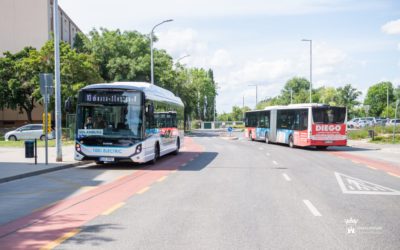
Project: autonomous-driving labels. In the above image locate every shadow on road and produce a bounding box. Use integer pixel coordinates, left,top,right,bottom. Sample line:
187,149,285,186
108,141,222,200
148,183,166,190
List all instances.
86,151,218,172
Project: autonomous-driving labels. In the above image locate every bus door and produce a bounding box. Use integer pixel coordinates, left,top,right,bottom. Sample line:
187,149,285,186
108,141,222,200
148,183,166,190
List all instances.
269,109,277,142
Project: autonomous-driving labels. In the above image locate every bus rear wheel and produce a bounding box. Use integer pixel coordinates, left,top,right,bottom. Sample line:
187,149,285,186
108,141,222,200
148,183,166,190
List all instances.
289,135,294,148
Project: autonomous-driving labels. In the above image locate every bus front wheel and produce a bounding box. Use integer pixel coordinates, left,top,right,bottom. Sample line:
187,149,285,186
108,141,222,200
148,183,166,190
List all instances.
265,133,270,144
151,143,160,164
289,135,294,148
249,132,254,141
173,137,180,155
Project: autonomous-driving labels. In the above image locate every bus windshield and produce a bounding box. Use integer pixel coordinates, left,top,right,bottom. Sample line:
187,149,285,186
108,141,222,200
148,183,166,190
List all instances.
77,90,143,140
312,107,346,124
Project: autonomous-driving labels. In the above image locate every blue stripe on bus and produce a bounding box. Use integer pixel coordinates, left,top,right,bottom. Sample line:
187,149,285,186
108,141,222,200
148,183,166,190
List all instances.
256,127,269,140
276,129,294,144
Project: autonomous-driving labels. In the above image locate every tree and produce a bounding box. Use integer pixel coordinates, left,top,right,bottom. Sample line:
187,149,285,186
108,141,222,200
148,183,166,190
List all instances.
364,82,394,117
336,84,361,108
316,86,338,105
281,77,312,104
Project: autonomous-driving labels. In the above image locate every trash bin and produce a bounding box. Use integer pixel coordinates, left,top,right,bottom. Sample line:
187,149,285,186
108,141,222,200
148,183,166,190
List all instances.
368,130,375,139
25,140,35,158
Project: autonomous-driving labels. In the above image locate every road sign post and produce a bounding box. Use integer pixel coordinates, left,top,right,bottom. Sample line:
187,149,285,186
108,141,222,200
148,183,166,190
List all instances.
40,73,53,165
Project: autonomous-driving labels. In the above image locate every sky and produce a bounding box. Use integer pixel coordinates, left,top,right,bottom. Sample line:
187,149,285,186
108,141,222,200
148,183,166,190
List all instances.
59,0,400,113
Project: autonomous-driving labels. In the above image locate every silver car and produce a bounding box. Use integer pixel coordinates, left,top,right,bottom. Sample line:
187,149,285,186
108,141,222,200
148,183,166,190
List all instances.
4,124,53,141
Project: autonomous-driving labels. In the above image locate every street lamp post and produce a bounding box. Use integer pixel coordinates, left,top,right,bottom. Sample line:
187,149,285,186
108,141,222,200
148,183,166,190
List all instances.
248,84,258,109
301,39,312,103
150,19,173,85
176,54,190,65
387,83,389,118
53,0,62,161
393,100,399,143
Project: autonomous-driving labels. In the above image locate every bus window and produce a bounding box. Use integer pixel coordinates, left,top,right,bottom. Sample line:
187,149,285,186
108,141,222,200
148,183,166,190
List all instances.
259,112,266,127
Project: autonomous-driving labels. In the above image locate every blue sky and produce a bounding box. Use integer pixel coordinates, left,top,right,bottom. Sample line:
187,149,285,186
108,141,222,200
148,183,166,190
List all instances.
59,0,400,112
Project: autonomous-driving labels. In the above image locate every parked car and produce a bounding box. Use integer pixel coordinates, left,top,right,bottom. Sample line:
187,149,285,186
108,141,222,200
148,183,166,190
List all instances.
347,118,360,128
355,119,368,128
364,117,376,126
388,119,400,126
4,124,53,141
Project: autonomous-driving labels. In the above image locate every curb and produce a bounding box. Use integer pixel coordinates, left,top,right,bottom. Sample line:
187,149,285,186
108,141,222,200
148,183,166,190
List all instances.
0,161,90,184
220,136,239,140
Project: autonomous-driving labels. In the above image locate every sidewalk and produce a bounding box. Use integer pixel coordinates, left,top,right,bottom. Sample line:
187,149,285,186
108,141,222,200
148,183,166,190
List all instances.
335,140,400,167
0,145,86,184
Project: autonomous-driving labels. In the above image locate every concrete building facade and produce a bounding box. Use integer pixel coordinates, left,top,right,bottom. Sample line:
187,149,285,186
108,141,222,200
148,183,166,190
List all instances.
0,0,81,126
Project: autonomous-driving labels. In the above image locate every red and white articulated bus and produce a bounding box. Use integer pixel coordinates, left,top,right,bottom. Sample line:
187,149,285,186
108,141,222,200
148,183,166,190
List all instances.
244,103,347,149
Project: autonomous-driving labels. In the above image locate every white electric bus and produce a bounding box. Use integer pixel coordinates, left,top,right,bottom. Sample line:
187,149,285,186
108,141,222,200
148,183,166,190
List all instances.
74,82,184,164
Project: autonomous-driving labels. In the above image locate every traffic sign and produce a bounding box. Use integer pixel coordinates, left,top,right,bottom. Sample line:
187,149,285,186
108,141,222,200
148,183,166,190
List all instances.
39,73,54,97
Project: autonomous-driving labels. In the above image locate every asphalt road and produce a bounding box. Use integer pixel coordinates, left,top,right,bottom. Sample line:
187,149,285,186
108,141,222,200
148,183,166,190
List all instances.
0,131,399,249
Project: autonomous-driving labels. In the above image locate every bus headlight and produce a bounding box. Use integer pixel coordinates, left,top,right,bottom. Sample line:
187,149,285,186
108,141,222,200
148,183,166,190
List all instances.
135,144,142,154
75,143,81,152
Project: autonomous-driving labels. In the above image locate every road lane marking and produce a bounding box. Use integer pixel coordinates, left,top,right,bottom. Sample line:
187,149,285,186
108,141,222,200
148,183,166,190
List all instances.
366,165,377,170
282,173,291,181
266,152,270,156
335,172,400,195
157,176,168,182
388,172,400,178
102,202,125,215
272,160,278,165
137,186,150,194
303,200,322,217
351,160,361,164
40,228,81,250
259,147,264,150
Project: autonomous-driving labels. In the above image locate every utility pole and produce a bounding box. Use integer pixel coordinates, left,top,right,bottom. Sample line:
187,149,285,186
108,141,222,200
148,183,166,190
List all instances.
387,84,389,118
290,88,293,104
150,19,173,85
248,84,258,109
302,39,312,103
53,0,62,161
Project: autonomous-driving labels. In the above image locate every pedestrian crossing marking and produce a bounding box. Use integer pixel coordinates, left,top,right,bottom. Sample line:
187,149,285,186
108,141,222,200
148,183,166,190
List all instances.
335,172,400,195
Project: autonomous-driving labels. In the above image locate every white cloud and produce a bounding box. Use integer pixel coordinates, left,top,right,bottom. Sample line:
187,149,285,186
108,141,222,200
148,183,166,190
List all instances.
382,19,400,35
210,49,233,68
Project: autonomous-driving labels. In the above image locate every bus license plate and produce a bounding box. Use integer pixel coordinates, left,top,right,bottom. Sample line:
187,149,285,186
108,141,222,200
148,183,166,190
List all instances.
100,157,114,162
325,140,333,144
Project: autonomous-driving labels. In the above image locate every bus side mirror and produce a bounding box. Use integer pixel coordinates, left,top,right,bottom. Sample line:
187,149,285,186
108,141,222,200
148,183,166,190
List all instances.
65,97,73,113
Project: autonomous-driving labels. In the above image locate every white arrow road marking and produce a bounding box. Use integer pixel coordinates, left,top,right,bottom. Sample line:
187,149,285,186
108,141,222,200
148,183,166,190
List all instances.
303,200,322,216
335,172,400,195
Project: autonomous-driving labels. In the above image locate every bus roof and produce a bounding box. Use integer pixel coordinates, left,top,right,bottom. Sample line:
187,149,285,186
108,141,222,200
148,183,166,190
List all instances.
264,103,338,110
245,103,344,113
82,82,184,106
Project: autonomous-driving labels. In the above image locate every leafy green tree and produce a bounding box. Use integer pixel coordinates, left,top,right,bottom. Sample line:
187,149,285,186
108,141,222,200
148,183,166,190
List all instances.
281,77,312,104
316,86,338,105
336,84,361,108
364,82,394,117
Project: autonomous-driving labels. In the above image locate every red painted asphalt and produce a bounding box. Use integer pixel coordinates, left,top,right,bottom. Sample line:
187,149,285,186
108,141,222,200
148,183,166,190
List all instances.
0,137,204,250
329,151,400,176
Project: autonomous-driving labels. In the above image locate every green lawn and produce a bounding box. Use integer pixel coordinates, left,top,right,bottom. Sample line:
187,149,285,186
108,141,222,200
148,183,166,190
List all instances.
347,126,400,144
0,139,74,147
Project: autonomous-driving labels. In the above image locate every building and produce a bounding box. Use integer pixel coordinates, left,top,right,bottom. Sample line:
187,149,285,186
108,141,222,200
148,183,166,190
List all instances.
0,0,82,126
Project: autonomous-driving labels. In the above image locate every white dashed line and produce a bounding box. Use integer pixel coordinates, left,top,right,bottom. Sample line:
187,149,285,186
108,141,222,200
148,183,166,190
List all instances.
272,160,278,165
282,173,291,181
303,200,322,216
266,152,270,156
259,147,264,150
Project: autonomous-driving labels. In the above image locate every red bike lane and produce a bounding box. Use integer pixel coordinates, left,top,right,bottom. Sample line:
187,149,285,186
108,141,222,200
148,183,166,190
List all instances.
0,137,203,250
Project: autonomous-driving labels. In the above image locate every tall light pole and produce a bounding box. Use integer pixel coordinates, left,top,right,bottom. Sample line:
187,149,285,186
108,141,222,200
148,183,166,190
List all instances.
53,0,62,161
290,88,293,104
248,84,258,109
150,19,173,85
176,54,190,65
301,39,312,103
387,83,389,118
